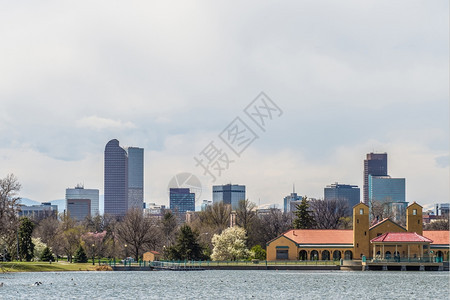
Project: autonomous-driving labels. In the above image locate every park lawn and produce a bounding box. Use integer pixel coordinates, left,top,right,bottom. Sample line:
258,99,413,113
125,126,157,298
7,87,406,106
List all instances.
0,261,97,272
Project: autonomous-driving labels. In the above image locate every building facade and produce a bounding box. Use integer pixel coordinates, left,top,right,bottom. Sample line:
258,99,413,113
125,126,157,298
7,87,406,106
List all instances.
363,153,388,205
283,191,302,214
66,199,91,221
65,185,99,217
170,188,195,213
104,139,144,217
212,184,245,210
127,147,144,210
324,183,360,215
19,202,58,221
266,202,449,262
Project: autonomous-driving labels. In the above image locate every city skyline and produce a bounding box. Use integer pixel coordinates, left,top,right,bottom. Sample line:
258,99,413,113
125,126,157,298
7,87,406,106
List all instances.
0,1,447,210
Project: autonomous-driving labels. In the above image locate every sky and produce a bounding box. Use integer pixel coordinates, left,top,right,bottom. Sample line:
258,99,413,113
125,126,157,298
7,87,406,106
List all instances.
0,0,448,211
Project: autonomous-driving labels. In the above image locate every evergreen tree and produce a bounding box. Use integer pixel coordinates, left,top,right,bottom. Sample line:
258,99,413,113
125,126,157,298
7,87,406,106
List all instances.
40,246,55,262
293,197,316,229
18,217,35,261
73,245,88,263
165,225,204,261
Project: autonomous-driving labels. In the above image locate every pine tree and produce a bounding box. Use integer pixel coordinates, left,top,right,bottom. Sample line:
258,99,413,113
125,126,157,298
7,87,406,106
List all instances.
18,217,35,261
73,245,88,263
293,197,316,229
165,225,204,261
40,247,55,262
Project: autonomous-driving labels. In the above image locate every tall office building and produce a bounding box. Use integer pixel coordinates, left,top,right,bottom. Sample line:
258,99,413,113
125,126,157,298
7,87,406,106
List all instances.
283,188,303,214
104,139,144,217
66,184,99,218
368,175,407,223
169,188,195,213
363,153,388,205
212,184,246,210
127,147,144,210
324,183,360,215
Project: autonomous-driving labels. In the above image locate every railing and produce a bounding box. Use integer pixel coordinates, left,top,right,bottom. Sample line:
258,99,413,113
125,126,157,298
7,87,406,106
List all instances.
147,260,340,267
369,256,443,263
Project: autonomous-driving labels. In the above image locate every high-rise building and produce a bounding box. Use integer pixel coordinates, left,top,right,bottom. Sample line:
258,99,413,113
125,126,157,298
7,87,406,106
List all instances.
201,200,213,211
66,184,99,217
368,175,407,223
363,153,388,205
212,184,246,210
127,147,144,210
170,188,195,213
283,190,303,214
104,139,144,217
67,199,91,221
324,183,360,215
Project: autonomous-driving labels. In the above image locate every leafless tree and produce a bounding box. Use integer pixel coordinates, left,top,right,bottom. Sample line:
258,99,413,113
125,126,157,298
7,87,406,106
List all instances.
0,174,22,258
309,198,349,229
115,208,161,260
236,199,257,233
252,209,293,248
198,202,231,234
424,219,449,230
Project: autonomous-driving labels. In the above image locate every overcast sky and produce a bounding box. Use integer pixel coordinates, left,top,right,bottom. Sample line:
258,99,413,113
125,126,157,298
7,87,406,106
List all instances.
0,1,448,210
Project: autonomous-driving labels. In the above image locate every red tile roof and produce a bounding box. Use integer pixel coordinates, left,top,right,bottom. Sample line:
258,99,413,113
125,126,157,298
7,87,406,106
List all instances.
283,229,353,244
370,232,432,243
423,231,450,245
150,251,160,255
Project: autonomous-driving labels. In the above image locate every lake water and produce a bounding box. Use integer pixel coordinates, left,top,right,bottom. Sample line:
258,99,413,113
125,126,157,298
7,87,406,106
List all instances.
0,270,448,299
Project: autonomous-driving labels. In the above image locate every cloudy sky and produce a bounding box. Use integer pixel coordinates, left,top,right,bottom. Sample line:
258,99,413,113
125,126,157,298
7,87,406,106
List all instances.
1,1,448,210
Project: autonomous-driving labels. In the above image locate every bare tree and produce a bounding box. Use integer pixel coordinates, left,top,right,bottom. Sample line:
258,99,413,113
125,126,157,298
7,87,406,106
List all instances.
0,174,22,258
370,199,394,223
252,209,293,248
236,199,257,233
309,198,349,229
424,219,449,230
198,202,231,234
115,208,160,261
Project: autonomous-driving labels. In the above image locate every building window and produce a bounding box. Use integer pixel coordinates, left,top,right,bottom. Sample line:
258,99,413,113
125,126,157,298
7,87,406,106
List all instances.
418,220,420,224
356,243,359,248
413,209,417,215
364,231,366,236
276,250,289,260
359,208,364,215
357,219,359,224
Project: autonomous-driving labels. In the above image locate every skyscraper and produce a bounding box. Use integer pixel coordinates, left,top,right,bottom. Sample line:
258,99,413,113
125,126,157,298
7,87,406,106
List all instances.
363,153,387,205
283,186,303,214
66,184,99,219
212,184,246,210
127,147,144,210
104,139,144,217
169,188,195,213
324,183,360,215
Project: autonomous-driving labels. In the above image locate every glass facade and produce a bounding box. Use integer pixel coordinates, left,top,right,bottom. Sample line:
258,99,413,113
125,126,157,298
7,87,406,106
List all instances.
65,185,99,216
212,184,246,210
369,175,407,223
104,139,128,217
66,199,91,221
170,188,195,213
363,153,388,204
127,147,144,210
283,192,302,213
324,183,360,215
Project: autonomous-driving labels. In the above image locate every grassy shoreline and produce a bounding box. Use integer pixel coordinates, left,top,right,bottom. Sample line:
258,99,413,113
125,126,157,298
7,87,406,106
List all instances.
0,261,97,273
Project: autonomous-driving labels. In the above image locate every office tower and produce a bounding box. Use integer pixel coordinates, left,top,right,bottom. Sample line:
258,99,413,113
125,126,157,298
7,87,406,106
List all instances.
169,188,195,213
201,200,213,211
363,153,388,205
104,139,128,217
435,203,450,216
283,188,303,214
324,183,360,215
212,184,246,210
19,202,58,221
104,139,144,217
127,147,144,210
368,175,407,223
66,184,99,217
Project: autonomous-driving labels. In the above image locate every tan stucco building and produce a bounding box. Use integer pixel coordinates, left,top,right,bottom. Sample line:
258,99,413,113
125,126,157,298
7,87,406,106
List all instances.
267,202,449,261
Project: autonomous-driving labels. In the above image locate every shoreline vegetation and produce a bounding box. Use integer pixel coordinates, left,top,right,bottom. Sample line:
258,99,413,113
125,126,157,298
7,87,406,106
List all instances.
0,262,112,273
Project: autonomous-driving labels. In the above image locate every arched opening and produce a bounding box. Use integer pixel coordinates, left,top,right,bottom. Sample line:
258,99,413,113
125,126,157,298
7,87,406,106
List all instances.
344,250,353,260
394,251,400,262
333,250,341,261
436,251,444,262
310,250,319,261
385,251,391,260
299,250,307,261
322,250,330,261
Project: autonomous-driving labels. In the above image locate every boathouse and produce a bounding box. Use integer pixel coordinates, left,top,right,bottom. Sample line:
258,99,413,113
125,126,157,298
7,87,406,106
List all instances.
266,202,449,262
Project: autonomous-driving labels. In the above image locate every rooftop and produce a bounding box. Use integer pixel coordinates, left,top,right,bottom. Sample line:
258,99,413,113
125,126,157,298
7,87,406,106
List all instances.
370,232,432,243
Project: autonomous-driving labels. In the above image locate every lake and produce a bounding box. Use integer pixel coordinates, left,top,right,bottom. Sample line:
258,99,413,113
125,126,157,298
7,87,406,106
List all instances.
0,270,448,299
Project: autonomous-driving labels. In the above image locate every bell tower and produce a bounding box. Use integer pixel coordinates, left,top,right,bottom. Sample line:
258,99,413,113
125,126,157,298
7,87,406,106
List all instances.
353,203,370,259
406,202,423,235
